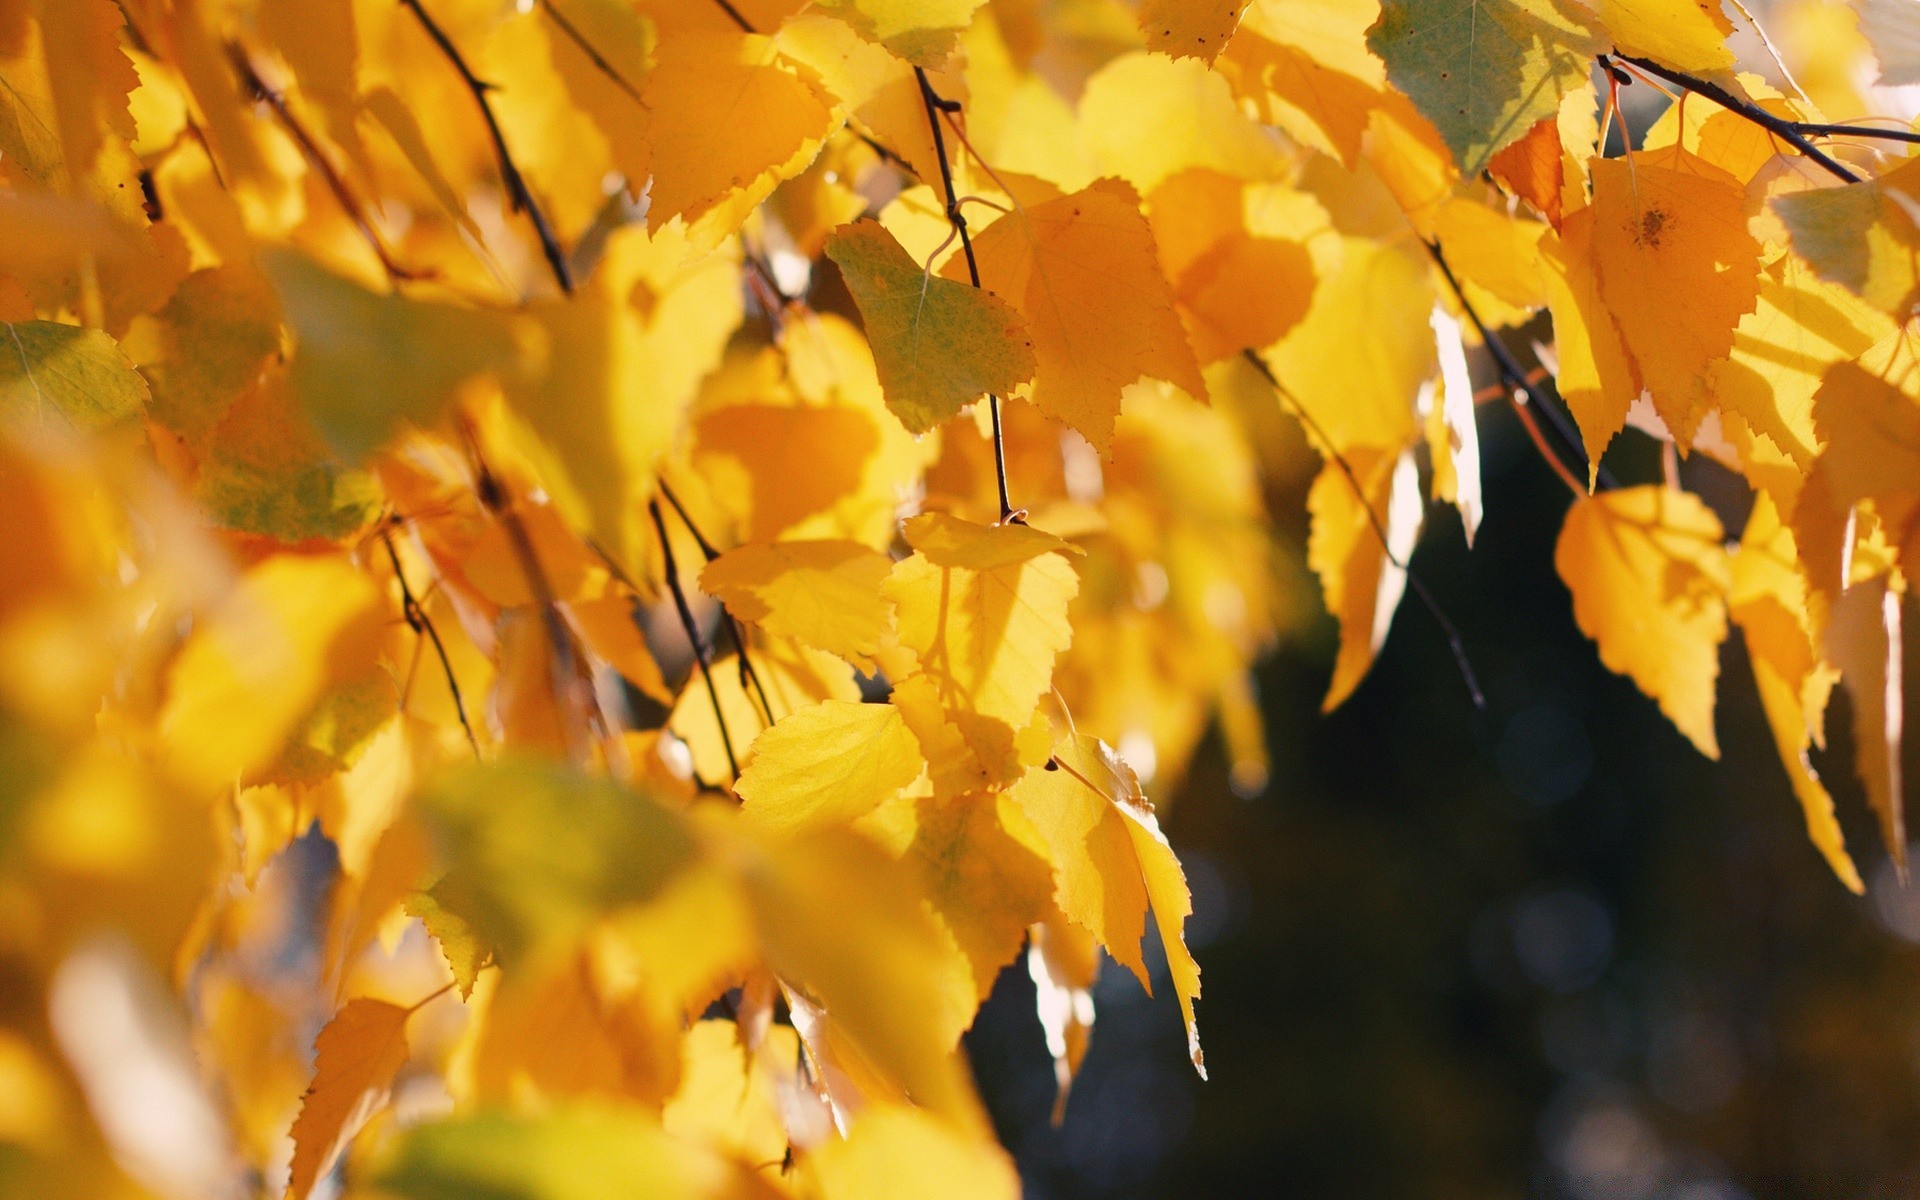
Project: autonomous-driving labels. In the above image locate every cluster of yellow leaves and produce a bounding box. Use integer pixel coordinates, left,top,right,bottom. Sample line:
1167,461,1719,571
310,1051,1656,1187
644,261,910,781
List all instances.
0,0,1916,1195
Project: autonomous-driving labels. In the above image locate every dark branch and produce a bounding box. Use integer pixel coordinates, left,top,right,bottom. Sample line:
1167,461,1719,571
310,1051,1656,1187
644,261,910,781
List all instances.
226,43,417,282
709,0,756,33
1240,349,1486,713
538,0,645,106
658,481,776,726
1421,239,1614,492
382,528,481,756
1608,53,1862,183
400,0,575,292
650,499,742,780
914,66,1017,523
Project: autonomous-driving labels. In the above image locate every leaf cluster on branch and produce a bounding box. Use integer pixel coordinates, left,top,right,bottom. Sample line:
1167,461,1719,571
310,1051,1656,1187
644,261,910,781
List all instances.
0,0,1914,1195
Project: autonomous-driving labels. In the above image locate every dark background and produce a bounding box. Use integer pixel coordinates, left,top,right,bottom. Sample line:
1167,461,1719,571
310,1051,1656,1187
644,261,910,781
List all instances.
965,398,1920,1200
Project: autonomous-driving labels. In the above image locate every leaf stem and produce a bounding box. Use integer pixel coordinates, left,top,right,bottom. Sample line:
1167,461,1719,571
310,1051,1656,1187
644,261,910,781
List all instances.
914,66,1017,522
1239,349,1486,712
399,0,575,293
537,0,645,106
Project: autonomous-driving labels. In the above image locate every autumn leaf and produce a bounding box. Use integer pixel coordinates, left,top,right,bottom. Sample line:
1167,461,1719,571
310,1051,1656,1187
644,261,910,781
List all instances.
700,538,894,670
825,219,1036,435
1011,735,1204,1077
954,178,1206,454
287,997,412,1200
1367,0,1603,176
1774,155,1920,317
1137,0,1253,61
734,699,925,831
1556,486,1731,758
0,319,149,430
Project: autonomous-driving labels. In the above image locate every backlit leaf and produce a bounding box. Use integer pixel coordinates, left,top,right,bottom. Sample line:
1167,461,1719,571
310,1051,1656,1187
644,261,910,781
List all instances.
1555,486,1731,758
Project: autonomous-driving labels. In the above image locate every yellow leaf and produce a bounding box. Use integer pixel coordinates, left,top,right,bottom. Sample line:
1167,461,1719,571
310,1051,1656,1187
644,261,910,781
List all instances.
1708,254,1892,490
1809,324,1920,568
802,1105,1019,1200
1027,911,1098,1123
508,225,743,574
882,513,1079,787
1219,0,1386,166
1147,170,1321,363
813,0,989,67
1555,486,1731,757
1010,734,1204,1076
34,0,138,187
740,824,980,1121
953,178,1206,453
1730,493,1860,892
405,888,492,999
1266,238,1433,454
642,30,832,231
691,403,884,542
1541,215,1639,481
1079,52,1289,194
1307,446,1422,711
662,1019,795,1169
287,997,411,1200
825,220,1036,435
668,640,861,783
159,555,385,792
1593,0,1734,74
1823,576,1907,870
1775,156,1920,318
885,792,1055,1000
1137,0,1251,61
568,594,673,704
1588,146,1761,446
700,538,894,669
735,699,925,831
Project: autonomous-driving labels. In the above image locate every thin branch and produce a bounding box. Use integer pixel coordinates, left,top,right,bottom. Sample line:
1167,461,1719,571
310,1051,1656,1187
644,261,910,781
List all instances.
1793,122,1920,147
708,0,756,33
1240,349,1486,712
658,481,776,728
463,427,603,761
1608,53,1862,183
538,0,645,106
1421,239,1614,492
650,499,742,780
226,43,417,282
399,0,575,292
914,66,1017,523
382,528,481,757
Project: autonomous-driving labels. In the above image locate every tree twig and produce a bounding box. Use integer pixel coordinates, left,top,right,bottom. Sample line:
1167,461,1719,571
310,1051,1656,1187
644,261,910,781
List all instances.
1240,349,1486,712
650,499,742,780
658,481,777,727
399,0,575,293
914,66,1017,523
538,0,645,106
382,528,481,756
226,42,417,282
1421,239,1614,492
1607,53,1862,183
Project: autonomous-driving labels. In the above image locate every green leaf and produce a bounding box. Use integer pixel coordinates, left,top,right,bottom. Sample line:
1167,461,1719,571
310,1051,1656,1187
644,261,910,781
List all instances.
374,1105,769,1200
1367,0,1603,176
193,374,382,543
266,251,520,461
825,219,1035,435
0,320,149,430
416,759,697,967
